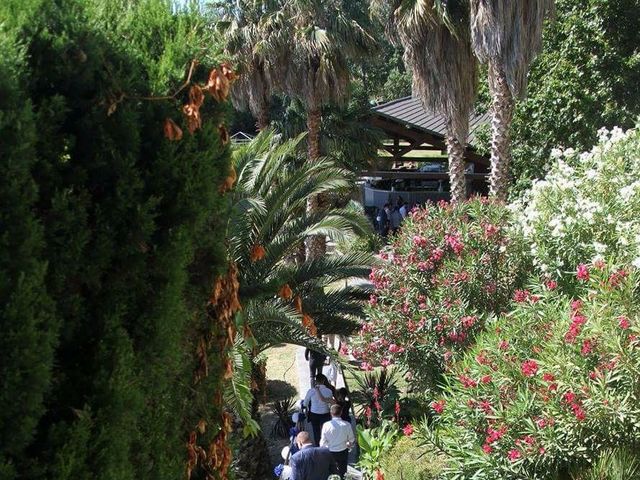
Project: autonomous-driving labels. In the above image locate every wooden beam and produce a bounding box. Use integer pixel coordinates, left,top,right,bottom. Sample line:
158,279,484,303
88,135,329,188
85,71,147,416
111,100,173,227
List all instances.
370,114,490,167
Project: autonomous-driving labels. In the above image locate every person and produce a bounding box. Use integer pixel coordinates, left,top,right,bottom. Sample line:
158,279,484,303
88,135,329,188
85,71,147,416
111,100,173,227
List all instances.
390,207,401,234
334,388,352,423
324,358,338,387
319,404,355,479
289,431,338,480
383,203,391,236
376,204,389,236
303,374,334,446
305,348,327,386
399,201,408,219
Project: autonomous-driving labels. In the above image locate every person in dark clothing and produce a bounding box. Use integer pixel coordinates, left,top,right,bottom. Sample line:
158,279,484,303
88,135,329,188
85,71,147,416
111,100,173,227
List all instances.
335,387,352,423
290,432,338,480
305,348,327,386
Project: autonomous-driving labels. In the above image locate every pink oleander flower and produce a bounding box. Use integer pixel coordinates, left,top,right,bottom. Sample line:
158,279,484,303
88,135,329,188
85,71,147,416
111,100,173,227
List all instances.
402,424,414,436
513,289,530,303
542,373,555,383
581,339,594,356
395,400,401,417
482,443,493,454
498,340,509,351
545,279,558,290
361,362,373,371
412,235,427,248
619,315,631,329
431,399,446,414
576,263,590,281
480,375,492,384
521,359,539,377
368,294,378,306
507,449,522,461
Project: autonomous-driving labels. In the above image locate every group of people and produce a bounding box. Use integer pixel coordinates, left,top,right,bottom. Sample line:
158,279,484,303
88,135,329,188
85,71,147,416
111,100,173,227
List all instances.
375,197,411,237
285,348,355,480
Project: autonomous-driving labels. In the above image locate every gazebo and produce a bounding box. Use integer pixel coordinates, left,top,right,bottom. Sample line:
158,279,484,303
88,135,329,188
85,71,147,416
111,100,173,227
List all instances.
362,96,490,209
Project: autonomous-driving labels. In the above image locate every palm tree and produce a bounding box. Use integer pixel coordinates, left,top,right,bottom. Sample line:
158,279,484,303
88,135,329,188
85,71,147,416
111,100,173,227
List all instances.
279,0,377,258
469,1,555,200
374,0,477,204
220,0,285,130
229,129,374,351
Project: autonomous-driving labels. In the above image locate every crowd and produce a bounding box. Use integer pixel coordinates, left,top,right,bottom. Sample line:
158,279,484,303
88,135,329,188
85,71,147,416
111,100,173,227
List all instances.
277,347,356,480
375,197,412,237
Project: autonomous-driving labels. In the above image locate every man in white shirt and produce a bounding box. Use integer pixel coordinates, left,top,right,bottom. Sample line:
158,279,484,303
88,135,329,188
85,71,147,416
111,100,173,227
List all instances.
319,404,355,478
303,374,333,446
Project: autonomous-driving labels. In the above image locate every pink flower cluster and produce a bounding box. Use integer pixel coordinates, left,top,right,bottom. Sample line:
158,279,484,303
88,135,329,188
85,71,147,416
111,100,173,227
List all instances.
562,391,586,421
576,263,590,281
431,399,446,414
521,359,539,377
565,300,588,343
445,233,464,255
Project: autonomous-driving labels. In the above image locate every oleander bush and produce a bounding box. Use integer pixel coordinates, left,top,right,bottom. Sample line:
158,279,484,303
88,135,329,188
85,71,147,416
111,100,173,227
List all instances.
515,126,640,288
420,263,640,479
352,198,530,390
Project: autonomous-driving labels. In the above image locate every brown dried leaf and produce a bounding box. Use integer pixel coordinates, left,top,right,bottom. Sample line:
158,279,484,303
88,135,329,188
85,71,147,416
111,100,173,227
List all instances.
218,124,229,145
218,165,237,193
278,284,293,300
189,84,205,109
163,117,183,141
249,244,266,262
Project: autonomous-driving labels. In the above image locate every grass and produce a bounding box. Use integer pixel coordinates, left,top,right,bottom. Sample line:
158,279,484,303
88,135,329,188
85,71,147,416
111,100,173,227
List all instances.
259,343,300,468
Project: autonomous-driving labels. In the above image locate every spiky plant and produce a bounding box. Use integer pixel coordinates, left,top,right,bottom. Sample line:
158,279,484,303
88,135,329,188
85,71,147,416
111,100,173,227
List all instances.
469,1,555,200
270,396,296,438
373,0,478,203
229,129,375,352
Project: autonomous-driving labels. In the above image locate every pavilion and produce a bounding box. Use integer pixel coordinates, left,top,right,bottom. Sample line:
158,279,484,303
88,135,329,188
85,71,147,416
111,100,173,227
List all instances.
362,96,491,209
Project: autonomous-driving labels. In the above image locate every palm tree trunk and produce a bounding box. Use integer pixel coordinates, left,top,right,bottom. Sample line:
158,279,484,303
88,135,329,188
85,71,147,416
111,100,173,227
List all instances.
255,103,269,131
306,103,326,259
445,125,467,203
488,62,515,201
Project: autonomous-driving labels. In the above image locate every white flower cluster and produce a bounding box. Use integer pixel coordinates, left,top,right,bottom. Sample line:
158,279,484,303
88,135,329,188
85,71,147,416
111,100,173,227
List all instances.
514,126,640,275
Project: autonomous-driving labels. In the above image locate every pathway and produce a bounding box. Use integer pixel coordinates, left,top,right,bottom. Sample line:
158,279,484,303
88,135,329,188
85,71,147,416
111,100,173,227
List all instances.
295,346,362,479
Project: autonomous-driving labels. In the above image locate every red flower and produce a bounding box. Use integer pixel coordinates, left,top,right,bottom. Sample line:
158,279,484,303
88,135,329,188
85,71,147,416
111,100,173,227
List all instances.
480,375,492,384
521,359,539,377
375,469,385,480
542,373,555,383
619,316,631,329
402,424,414,436
563,391,577,404
576,263,590,281
395,400,401,417
545,279,558,290
498,340,509,351
431,399,446,414
507,449,521,461
513,289,531,303
482,444,493,454
581,339,594,356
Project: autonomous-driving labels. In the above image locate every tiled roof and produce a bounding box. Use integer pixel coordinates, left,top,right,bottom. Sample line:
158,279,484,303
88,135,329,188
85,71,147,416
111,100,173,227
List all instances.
372,96,490,147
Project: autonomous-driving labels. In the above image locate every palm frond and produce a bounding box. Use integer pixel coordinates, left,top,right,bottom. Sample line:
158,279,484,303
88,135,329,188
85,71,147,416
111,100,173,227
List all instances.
223,336,260,436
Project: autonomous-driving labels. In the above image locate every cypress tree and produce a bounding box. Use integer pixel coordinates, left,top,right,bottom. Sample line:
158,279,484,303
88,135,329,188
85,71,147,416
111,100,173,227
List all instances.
0,1,234,478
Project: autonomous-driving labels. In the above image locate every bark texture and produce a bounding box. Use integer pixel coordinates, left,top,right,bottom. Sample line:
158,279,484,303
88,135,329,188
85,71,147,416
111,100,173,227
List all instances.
305,105,326,259
255,102,269,131
445,126,467,204
488,62,515,201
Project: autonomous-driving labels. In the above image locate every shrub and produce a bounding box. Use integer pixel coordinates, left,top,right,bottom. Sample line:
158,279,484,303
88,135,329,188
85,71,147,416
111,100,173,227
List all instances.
0,1,234,478
515,126,640,288
352,198,530,390
421,262,640,479
379,435,445,480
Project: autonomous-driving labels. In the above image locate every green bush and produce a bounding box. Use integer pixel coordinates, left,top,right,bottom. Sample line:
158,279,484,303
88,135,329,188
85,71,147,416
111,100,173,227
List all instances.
421,264,640,479
0,1,232,479
379,436,445,480
515,126,640,290
353,198,531,390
